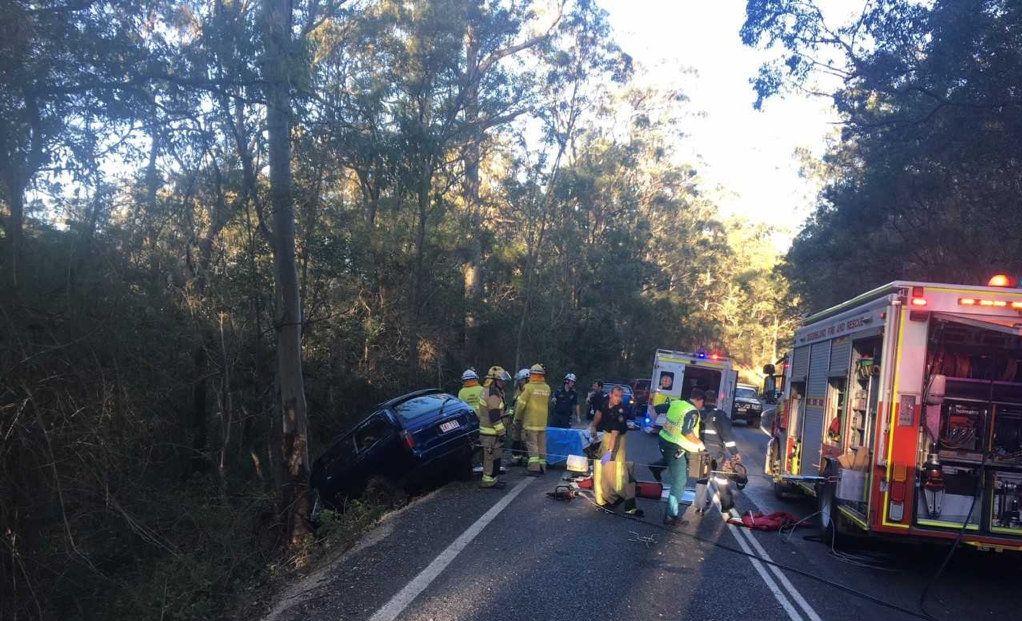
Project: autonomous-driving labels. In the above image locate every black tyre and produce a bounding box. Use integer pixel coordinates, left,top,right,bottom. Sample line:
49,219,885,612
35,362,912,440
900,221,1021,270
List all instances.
364,476,408,509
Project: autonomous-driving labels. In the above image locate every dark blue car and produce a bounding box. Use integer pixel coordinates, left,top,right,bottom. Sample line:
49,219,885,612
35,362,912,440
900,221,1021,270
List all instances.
310,389,480,513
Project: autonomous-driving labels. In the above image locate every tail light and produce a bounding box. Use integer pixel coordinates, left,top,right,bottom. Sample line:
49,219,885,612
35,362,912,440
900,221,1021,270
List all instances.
400,430,416,450
910,286,927,306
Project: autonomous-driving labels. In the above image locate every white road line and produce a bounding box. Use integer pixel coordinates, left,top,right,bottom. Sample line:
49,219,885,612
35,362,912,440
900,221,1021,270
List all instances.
726,521,803,621
368,477,534,621
729,509,823,621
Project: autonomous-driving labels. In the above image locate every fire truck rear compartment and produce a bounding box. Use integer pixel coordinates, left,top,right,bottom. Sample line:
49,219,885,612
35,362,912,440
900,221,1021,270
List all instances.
920,316,1022,535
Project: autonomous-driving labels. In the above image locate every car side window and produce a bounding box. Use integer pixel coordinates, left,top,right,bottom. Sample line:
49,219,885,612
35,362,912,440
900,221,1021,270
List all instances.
354,415,391,453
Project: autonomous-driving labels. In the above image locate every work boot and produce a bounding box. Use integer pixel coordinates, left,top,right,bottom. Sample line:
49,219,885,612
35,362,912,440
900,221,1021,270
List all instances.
480,480,507,490
624,507,645,518
663,514,688,527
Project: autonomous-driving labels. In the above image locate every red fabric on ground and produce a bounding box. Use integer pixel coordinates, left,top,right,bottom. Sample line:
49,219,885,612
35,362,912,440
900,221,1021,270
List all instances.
727,511,806,531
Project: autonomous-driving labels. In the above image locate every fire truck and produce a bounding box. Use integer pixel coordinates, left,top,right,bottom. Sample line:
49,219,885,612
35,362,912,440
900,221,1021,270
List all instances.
647,349,738,426
767,278,1022,551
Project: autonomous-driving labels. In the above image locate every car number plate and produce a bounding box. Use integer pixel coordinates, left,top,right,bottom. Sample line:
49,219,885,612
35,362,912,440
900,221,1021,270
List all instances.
439,420,460,433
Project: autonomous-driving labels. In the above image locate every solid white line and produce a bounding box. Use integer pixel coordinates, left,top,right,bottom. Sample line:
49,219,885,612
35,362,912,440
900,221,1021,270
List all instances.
368,477,534,621
726,521,803,621
729,509,823,621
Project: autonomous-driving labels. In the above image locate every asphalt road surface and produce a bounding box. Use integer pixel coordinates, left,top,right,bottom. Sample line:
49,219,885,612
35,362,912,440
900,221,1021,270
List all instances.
266,415,1020,621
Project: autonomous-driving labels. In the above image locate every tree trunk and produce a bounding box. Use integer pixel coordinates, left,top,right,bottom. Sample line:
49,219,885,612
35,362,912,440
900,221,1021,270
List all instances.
3,177,24,287
461,15,482,360
408,163,431,376
264,0,311,546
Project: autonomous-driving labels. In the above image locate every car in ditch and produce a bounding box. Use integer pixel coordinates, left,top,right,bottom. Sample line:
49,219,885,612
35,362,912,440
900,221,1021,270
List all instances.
310,389,479,514
731,384,764,427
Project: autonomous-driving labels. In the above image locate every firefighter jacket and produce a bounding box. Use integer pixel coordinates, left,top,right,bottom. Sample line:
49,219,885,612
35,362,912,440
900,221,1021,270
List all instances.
515,379,551,432
484,383,507,436
700,406,738,459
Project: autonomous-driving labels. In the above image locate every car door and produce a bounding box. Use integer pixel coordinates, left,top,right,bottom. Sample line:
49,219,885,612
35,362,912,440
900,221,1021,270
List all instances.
351,413,399,481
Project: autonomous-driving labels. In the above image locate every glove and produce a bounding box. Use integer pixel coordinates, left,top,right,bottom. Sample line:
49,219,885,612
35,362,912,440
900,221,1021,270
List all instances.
600,451,613,465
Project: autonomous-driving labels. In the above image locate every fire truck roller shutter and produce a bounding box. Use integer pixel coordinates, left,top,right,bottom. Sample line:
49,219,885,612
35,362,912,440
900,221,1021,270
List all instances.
803,340,832,474
791,346,811,383
829,337,852,376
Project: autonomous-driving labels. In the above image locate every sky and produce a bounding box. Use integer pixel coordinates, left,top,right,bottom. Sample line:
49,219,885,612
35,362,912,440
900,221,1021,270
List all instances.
598,0,842,249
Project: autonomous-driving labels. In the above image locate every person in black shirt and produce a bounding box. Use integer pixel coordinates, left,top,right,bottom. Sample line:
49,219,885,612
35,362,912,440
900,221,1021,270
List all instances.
586,380,605,422
550,373,580,428
592,385,644,517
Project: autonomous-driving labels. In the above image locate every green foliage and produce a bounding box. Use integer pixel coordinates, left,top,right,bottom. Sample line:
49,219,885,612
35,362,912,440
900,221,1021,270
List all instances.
0,2,794,618
744,0,1022,312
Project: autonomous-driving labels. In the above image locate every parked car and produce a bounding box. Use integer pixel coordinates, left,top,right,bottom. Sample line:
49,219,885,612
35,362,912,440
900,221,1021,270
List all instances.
310,389,479,515
602,381,636,418
630,378,651,413
731,384,764,427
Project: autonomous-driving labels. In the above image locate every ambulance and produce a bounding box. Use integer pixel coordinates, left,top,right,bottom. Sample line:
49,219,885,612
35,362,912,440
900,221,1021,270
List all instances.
767,278,1022,550
646,349,739,427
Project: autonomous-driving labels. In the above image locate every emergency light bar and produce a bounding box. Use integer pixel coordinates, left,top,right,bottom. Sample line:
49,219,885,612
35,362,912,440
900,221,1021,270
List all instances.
959,298,1022,310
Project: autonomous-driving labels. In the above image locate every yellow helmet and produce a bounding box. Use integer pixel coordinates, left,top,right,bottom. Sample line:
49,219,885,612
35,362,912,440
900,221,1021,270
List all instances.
487,366,511,382
529,363,545,375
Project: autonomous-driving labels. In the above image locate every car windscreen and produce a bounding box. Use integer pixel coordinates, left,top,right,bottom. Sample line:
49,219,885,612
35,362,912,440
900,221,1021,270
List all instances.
392,393,455,422
604,384,633,395
735,388,758,400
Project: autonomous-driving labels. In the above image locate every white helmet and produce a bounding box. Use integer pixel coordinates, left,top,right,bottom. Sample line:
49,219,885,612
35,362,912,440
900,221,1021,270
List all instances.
564,373,577,382
461,369,479,381
515,368,530,382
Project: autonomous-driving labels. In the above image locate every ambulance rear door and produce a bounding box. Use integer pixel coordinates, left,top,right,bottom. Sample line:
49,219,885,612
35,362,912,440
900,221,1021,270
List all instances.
720,368,738,417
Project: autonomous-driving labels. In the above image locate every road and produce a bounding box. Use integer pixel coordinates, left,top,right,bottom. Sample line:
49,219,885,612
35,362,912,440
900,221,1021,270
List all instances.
266,415,1020,621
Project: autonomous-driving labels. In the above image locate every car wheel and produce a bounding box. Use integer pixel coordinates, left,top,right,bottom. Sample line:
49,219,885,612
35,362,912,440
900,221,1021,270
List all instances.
365,476,408,509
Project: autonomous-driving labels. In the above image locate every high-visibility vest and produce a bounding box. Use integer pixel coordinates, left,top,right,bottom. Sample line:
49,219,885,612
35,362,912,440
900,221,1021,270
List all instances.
459,384,489,433
659,399,702,452
516,379,550,431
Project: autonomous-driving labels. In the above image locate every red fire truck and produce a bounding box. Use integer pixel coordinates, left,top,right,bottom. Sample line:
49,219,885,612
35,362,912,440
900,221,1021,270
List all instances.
767,278,1022,551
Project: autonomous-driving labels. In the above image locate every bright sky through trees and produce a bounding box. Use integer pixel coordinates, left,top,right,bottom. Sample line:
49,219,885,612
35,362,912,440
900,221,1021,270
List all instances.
600,0,844,248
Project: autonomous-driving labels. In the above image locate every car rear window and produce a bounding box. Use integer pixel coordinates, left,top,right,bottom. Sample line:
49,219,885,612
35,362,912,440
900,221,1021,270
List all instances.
393,393,455,422
736,388,757,399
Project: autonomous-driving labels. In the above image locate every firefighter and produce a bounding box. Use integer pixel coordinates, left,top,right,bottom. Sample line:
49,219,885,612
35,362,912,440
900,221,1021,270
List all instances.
479,366,512,489
515,363,551,475
509,368,530,466
695,390,740,514
593,385,644,516
658,388,706,525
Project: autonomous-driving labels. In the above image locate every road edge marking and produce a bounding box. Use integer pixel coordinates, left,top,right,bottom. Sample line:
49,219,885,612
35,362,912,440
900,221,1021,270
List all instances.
728,509,822,621
368,477,534,621
726,521,803,621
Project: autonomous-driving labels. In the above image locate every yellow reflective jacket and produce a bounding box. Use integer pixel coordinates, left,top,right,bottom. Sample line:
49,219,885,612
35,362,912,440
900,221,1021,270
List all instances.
515,379,550,432
458,384,486,428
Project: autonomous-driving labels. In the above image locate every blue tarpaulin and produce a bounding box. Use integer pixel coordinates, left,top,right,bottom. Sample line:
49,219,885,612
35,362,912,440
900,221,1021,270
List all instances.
545,427,597,465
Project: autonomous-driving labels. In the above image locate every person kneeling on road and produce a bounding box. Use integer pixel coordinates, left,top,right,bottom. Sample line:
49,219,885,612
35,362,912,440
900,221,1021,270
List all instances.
479,366,512,489
658,388,706,526
593,385,644,517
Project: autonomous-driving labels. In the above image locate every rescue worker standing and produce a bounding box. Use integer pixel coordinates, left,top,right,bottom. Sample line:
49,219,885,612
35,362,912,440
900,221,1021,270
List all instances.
593,385,644,516
509,368,530,466
479,366,512,489
515,364,551,475
658,388,706,525
458,369,485,421
550,373,579,428
695,390,740,512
